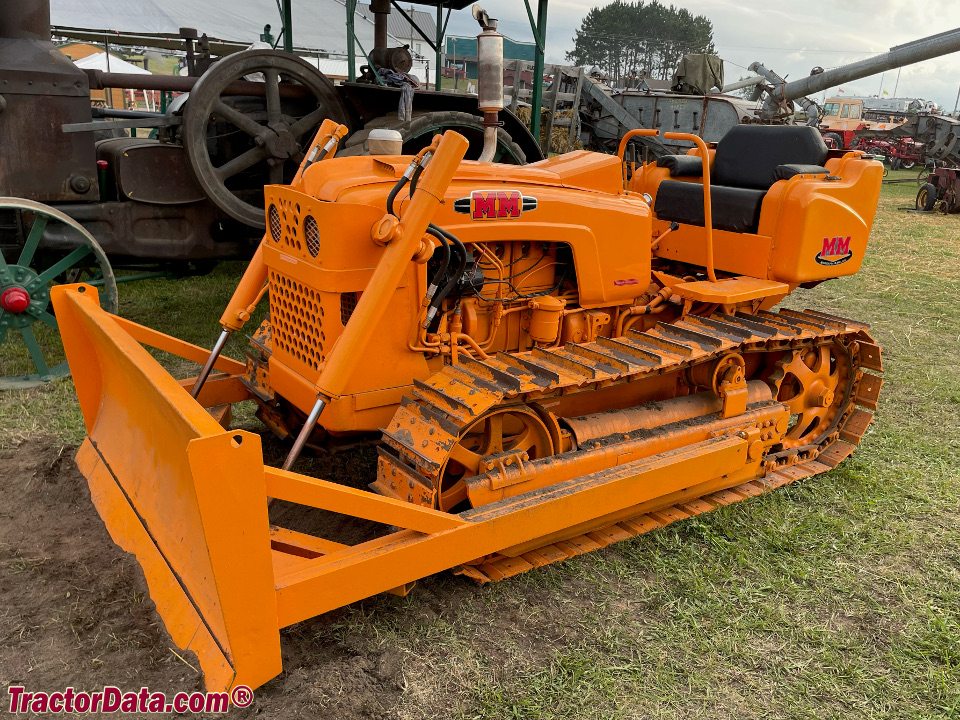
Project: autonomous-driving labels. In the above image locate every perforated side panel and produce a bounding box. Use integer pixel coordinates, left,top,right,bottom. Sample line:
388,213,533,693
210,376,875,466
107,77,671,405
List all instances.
268,195,308,256
268,269,327,373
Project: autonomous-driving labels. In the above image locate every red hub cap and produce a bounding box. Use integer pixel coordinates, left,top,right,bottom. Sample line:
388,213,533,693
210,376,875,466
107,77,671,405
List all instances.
1,287,30,314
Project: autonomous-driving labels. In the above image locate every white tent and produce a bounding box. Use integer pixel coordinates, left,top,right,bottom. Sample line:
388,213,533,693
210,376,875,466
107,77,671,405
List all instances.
73,52,152,75
72,52,157,109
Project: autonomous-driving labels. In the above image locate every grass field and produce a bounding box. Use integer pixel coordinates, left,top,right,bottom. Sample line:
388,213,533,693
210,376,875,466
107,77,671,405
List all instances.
1,169,958,718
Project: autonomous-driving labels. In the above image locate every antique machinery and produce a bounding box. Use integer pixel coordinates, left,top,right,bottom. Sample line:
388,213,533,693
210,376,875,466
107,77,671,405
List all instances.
52,6,884,695
585,28,960,155
915,166,960,213
0,0,541,386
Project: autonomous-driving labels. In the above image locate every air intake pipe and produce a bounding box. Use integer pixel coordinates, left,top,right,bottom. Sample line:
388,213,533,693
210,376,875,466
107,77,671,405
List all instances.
473,5,503,162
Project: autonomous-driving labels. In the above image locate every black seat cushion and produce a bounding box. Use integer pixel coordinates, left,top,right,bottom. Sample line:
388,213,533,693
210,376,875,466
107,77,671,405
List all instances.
713,126,828,190
654,180,766,234
774,164,830,181
656,154,704,177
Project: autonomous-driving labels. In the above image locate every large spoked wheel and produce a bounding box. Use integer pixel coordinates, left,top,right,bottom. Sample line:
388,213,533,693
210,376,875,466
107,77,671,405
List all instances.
438,406,554,511
182,49,351,228
0,198,117,390
768,343,849,450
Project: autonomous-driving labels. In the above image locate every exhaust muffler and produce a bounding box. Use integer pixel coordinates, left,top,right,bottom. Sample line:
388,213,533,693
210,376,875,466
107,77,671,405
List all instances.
473,5,503,162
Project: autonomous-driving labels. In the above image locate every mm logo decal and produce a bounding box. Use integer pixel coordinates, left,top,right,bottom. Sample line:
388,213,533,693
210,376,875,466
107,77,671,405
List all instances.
815,236,853,266
454,190,538,220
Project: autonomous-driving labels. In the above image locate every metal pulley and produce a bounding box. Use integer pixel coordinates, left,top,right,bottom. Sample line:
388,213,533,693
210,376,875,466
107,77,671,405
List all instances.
369,46,414,74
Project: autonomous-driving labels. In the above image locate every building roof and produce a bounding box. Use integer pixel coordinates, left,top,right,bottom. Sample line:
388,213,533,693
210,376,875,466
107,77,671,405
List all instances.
445,35,535,62
50,0,404,55
357,4,437,44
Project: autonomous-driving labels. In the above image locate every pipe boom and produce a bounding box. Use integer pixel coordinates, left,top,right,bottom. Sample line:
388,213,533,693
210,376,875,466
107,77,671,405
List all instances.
751,28,960,120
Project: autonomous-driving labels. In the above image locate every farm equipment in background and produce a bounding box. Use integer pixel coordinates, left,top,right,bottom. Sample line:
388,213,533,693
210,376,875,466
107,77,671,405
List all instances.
0,0,540,387
582,28,960,157
916,166,960,213
855,136,926,169
53,8,885,693
817,97,904,151
860,112,960,168
858,109,960,213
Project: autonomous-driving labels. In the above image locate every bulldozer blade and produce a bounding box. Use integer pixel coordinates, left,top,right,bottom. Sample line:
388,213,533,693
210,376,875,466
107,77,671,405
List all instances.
54,284,281,693
52,284,758,693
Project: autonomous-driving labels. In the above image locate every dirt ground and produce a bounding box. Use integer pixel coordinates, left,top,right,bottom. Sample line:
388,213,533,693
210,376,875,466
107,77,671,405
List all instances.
0,439,417,719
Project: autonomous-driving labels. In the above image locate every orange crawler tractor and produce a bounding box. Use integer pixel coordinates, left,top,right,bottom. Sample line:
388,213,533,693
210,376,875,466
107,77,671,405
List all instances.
51,14,884,695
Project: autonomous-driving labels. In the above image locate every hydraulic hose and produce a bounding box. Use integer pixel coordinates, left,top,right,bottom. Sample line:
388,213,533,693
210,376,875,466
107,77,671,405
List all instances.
386,174,410,217
423,223,467,328
409,163,425,194
388,149,431,216
423,225,451,308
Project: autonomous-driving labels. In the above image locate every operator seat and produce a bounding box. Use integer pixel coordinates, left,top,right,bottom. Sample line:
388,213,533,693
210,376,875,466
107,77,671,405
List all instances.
653,126,829,234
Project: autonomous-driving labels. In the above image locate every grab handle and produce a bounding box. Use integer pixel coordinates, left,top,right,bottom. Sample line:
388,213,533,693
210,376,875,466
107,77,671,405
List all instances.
619,129,716,283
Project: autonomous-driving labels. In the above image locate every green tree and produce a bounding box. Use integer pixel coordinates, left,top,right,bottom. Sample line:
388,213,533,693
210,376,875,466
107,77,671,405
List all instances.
566,1,714,85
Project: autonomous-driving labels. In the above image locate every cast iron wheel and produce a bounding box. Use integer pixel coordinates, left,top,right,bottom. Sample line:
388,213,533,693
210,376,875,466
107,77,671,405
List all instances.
437,405,555,511
0,198,117,389
917,183,937,211
182,49,351,229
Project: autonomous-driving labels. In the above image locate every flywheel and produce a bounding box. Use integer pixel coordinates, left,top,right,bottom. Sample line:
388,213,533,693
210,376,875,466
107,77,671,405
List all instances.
181,49,351,229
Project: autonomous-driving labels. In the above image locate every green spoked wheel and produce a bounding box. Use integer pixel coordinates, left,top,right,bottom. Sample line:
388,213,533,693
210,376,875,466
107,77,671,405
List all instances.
0,198,117,389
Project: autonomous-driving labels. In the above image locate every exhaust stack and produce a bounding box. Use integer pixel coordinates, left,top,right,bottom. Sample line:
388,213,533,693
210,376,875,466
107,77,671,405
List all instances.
473,5,503,162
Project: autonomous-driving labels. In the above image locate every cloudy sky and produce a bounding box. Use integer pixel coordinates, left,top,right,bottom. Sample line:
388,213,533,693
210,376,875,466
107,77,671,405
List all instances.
444,0,960,110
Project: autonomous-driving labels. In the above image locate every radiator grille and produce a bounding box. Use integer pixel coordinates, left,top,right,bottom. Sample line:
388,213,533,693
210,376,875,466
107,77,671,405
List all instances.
268,204,282,243
268,269,326,372
340,291,360,326
304,215,320,257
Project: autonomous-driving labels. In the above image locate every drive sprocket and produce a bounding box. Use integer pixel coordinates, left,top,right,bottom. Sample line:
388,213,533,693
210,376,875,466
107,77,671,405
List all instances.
767,341,850,449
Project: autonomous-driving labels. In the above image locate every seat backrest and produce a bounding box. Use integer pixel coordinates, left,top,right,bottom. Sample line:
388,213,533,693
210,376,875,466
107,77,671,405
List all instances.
713,126,828,190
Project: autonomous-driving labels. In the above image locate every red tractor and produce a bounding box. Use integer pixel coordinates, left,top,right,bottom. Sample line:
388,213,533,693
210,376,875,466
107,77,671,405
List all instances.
886,137,926,170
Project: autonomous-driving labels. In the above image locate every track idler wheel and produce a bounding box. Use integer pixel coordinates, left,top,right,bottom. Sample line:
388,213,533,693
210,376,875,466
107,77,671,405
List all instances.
438,405,556,511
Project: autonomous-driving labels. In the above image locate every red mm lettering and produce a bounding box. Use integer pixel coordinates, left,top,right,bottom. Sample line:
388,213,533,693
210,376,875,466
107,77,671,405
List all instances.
472,192,497,219
497,191,521,218
822,236,851,256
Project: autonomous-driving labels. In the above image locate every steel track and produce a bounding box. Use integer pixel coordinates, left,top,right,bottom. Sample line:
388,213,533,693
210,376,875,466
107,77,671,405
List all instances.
377,308,883,582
